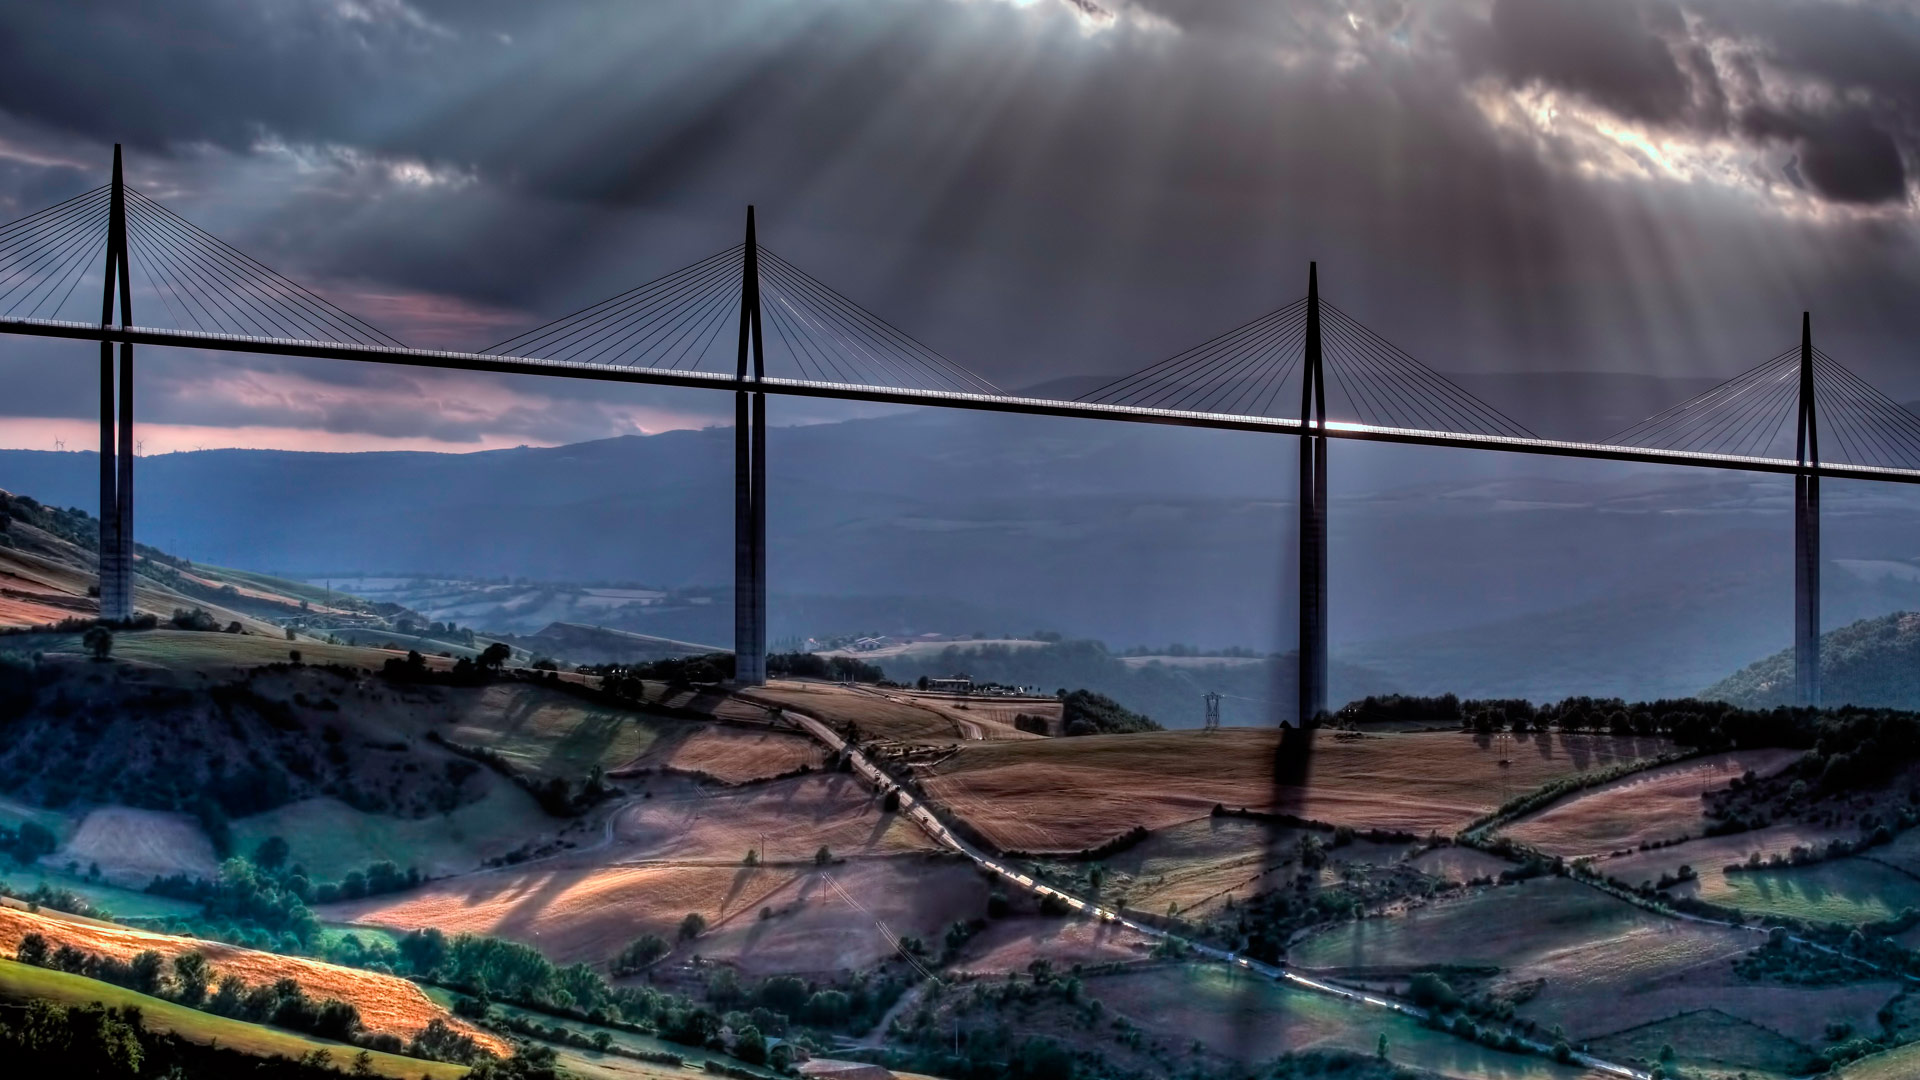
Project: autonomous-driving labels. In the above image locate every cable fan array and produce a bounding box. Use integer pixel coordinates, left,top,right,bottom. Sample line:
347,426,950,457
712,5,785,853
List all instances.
0,184,112,322
1611,347,1920,471
0,184,405,347
487,244,1000,395
1076,297,1535,438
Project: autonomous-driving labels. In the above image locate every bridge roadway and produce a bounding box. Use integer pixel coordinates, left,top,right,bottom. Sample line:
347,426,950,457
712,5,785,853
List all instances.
2,315,1910,489
786,710,1650,1080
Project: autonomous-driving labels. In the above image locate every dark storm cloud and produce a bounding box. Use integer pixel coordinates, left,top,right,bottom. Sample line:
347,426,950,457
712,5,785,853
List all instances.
1485,0,1700,125
0,0,1917,452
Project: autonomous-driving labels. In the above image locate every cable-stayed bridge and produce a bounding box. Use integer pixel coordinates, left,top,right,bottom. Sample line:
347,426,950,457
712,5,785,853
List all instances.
1,148,1907,718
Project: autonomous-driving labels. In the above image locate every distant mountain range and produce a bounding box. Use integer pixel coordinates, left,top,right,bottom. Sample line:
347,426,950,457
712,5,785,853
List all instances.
7,380,1920,705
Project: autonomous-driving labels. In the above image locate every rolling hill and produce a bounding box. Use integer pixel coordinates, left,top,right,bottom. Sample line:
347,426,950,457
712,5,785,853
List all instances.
1705,611,1920,709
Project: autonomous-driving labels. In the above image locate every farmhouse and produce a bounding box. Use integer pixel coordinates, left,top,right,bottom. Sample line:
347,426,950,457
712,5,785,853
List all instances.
927,674,973,694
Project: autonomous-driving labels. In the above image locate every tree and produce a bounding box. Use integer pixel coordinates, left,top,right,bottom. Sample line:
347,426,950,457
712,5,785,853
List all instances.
814,845,833,866
734,1024,767,1065
15,932,48,966
743,849,759,867
173,952,210,1006
678,912,707,941
613,934,668,974
1377,1033,1388,1059
253,835,292,871
480,642,512,672
83,626,113,661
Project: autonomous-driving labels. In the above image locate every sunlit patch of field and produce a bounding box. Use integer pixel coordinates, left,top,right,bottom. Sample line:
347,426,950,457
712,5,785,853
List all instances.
1081,963,1600,1077
231,785,562,881
607,774,935,864
948,914,1153,974
0,905,506,1054
58,806,220,887
921,729,1671,853
1501,748,1803,856
741,682,961,743
692,855,988,978
0,958,468,1079
323,861,807,967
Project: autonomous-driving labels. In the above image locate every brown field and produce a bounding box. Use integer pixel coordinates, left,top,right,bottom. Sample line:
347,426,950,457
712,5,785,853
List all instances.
1502,748,1804,856
625,725,825,783
1597,822,1854,892
741,682,962,743
324,860,808,966
57,806,221,887
692,855,989,977
0,905,507,1054
894,692,1056,740
950,914,1154,974
608,774,936,863
921,729,1672,853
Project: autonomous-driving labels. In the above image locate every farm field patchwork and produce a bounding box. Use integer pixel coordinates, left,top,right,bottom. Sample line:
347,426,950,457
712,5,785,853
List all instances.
1082,963,1602,1077
1501,748,1804,856
322,860,810,966
446,684,659,778
921,729,1672,853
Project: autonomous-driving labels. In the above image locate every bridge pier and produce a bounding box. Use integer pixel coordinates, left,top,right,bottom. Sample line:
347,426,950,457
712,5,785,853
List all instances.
1795,312,1820,707
97,144,135,623
1297,263,1327,727
733,207,768,686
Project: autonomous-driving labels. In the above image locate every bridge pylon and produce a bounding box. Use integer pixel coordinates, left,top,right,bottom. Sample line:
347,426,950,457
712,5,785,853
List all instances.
733,206,768,686
97,145,135,623
1795,312,1820,707
1297,263,1327,727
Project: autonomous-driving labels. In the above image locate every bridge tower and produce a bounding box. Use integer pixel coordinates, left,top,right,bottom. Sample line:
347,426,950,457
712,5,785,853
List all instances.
1296,263,1328,727
97,145,135,623
1794,312,1820,707
733,207,768,686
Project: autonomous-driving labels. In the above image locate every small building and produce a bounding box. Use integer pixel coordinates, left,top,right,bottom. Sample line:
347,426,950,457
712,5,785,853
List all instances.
927,673,973,695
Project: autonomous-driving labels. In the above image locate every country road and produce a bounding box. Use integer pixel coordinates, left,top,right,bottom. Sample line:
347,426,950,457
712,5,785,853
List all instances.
787,712,1650,1080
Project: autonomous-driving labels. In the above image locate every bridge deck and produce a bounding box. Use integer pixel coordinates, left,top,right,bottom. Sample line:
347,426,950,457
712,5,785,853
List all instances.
7,315,1917,485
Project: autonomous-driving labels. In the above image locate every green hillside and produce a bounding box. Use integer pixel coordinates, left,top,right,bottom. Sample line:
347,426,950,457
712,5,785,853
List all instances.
1704,611,1920,708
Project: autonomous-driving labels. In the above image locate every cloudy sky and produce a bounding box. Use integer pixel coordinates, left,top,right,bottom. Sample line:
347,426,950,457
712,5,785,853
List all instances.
0,0,1917,453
